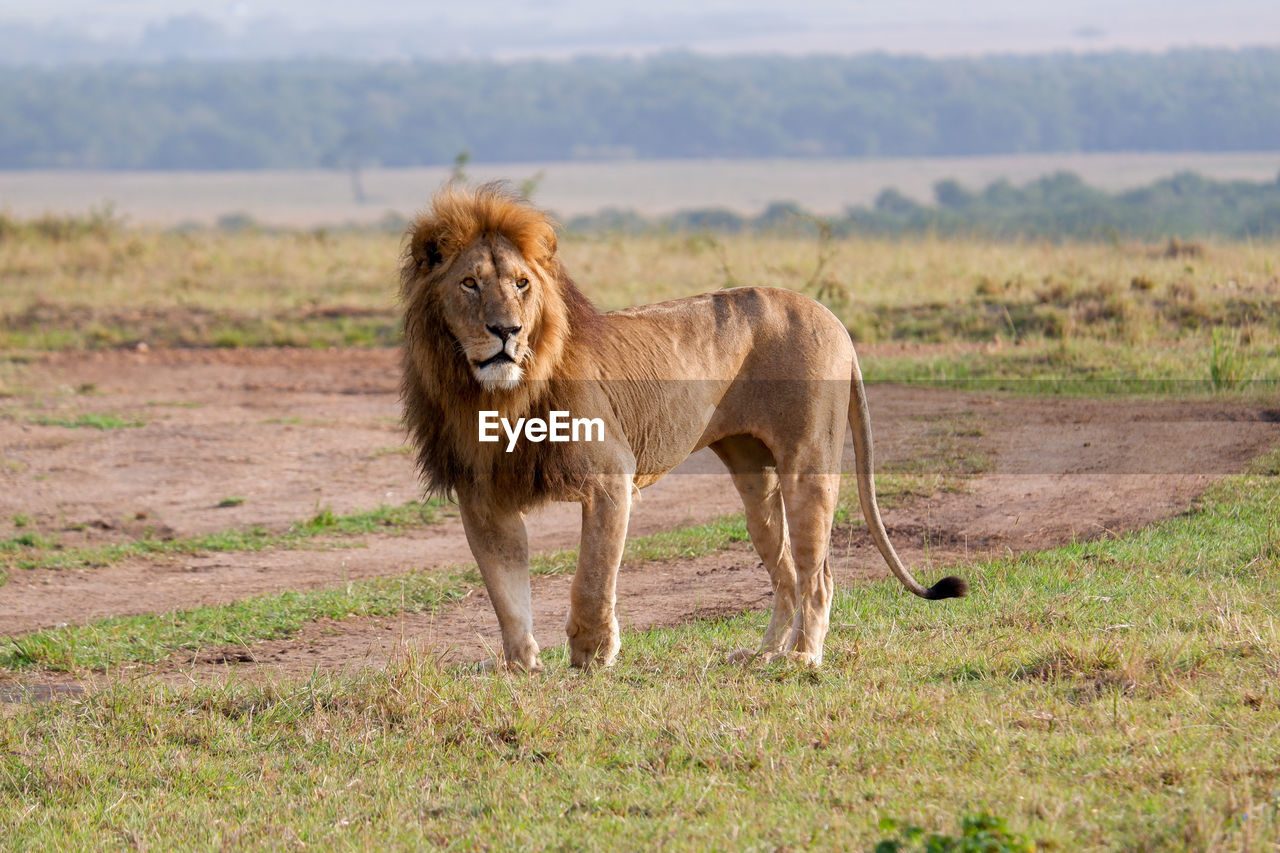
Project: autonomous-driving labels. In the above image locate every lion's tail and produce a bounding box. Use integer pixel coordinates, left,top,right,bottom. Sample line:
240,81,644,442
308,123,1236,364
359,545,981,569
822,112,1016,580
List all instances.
848,351,968,601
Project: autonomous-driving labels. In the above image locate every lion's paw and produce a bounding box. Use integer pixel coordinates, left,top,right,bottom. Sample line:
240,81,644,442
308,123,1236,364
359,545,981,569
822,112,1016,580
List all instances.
476,655,544,674
566,614,620,670
727,649,819,667
569,640,619,670
567,628,620,670
783,650,822,668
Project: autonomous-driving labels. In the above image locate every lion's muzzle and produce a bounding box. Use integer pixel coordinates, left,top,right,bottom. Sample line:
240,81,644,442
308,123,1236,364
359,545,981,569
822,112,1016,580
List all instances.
471,338,525,391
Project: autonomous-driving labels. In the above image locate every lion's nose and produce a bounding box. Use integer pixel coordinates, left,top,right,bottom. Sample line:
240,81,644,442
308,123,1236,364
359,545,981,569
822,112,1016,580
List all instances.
487,323,522,341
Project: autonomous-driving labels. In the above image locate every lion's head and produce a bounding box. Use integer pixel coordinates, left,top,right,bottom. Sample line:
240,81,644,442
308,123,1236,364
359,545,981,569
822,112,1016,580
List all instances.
400,182,586,394
399,182,601,503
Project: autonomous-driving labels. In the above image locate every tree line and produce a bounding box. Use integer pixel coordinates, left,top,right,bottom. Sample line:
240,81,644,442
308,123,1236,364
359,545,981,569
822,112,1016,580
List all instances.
566,171,1280,240
2,49,1280,169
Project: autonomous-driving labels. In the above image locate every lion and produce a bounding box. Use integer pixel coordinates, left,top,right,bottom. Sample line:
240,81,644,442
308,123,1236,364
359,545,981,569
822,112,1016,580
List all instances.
400,182,965,672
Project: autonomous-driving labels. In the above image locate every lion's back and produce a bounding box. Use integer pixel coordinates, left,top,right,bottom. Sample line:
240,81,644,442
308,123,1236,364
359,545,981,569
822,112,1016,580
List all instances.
596,286,853,383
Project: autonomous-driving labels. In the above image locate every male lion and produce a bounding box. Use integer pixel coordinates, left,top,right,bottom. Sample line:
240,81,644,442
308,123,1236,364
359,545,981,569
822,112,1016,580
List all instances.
400,183,965,672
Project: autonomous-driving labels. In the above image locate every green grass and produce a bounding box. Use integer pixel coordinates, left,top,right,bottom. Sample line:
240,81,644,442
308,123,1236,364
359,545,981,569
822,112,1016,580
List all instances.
873,812,1035,853
0,533,58,552
866,338,1280,397
215,496,246,508
369,444,413,458
26,412,146,430
0,512,755,672
0,501,447,573
2,312,401,351
1210,328,1249,392
0,568,474,671
1,456,1277,849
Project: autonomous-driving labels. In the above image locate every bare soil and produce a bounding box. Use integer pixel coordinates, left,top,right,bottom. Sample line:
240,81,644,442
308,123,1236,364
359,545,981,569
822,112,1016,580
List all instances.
1,348,1276,690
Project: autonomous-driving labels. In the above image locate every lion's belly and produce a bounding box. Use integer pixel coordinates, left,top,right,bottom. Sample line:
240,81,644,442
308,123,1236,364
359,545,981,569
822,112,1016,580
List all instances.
596,285,856,484
609,380,726,483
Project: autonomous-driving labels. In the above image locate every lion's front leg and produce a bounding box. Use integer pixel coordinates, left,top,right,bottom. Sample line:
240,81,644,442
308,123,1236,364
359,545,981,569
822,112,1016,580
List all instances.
457,488,542,673
566,476,633,670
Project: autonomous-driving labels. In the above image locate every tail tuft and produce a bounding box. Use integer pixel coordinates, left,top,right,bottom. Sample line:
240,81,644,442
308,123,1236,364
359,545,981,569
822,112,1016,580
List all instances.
924,575,968,600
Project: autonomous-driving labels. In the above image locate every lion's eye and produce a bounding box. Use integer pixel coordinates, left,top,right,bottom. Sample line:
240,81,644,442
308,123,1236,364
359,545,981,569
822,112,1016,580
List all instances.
461,277,478,290
515,277,530,290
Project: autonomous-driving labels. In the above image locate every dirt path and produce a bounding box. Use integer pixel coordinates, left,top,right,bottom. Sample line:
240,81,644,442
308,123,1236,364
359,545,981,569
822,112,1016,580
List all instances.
1,348,1276,683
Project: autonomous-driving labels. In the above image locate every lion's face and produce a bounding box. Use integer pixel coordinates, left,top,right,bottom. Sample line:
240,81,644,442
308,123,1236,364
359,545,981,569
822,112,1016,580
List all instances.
402,183,574,401
437,235,546,392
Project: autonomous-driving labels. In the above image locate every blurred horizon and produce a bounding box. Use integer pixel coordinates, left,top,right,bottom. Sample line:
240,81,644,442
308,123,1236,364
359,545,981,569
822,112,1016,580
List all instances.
3,3,1280,229
1,0,1278,64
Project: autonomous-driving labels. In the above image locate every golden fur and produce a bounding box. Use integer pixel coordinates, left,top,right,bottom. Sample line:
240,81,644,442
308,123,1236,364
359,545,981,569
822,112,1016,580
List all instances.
400,183,965,671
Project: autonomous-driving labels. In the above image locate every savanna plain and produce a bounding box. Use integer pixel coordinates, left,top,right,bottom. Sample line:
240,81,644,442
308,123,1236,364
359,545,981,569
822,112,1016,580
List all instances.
1,212,1278,850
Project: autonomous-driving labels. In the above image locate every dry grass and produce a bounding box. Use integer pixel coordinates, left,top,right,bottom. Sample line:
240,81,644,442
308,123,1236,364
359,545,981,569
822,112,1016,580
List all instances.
2,223,1276,332
3,222,1277,392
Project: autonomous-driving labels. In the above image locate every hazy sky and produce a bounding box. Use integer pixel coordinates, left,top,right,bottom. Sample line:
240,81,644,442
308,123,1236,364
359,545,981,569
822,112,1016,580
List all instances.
2,0,1279,59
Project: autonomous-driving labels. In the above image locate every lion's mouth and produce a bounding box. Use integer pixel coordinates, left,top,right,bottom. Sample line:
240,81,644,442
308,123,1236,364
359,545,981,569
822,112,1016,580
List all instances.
473,351,516,369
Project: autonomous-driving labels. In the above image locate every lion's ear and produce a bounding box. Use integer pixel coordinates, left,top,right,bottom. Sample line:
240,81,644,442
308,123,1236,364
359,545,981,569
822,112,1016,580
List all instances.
539,228,558,262
413,234,445,272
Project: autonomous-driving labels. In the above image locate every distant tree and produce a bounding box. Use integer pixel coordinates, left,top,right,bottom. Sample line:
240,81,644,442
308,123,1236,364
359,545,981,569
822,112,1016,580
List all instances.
565,170,1280,240
450,149,471,184
875,189,924,216
3,50,1280,169
934,179,974,210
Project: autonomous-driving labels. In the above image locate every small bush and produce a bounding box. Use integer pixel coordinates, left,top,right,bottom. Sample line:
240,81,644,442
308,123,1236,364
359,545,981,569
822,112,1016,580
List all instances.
1209,328,1247,391
873,812,1035,853
0,205,121,243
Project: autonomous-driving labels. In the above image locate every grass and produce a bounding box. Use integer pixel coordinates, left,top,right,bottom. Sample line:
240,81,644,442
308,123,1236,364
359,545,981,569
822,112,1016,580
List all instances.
0,533,58,553
0,567,474,671
0,501,447,573
2,216,1279,846
25,412,145,430
0,511,756,672
1,455,1277,849
369,444,413,458
864,337,1280,397
1,223,1278,394
873,813,1035,853
1210,328,1248,392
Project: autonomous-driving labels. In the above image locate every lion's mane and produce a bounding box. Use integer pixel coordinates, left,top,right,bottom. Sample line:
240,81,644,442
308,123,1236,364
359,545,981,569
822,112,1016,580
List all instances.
399,183,603,508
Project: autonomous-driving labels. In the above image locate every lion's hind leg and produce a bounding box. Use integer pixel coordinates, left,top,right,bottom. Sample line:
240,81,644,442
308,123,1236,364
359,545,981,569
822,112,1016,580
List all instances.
711,436,798,663
777,468,840,667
